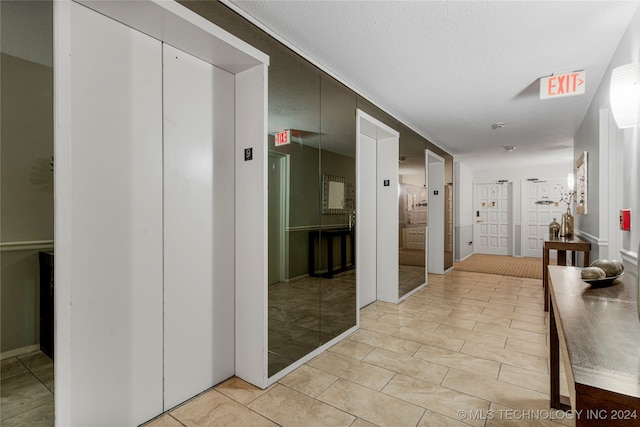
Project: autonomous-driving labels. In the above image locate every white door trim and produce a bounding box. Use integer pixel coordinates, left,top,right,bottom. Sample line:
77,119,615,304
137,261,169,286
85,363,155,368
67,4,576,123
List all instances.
268,151,290,283
356,109,399,307
427,150,445,274
474,181,512,256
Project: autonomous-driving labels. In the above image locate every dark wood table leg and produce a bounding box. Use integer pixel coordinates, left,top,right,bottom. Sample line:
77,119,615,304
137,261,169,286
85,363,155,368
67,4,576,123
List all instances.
549,299,571,411
327,234,334,278
543,247,550,312
558,249,567,266
309,231,316,277
340,233,347,272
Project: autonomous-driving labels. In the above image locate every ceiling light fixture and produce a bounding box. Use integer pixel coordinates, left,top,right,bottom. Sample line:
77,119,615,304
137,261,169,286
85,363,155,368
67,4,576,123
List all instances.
491,122,507,130
610,63,639,128
503,146,516,152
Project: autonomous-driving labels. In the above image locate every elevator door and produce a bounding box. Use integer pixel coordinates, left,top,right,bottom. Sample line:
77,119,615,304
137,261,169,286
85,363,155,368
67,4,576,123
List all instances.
163,43,235,409
69,3,235,423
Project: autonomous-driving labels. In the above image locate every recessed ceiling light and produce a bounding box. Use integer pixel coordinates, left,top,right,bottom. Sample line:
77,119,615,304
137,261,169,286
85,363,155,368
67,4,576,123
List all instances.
503,146,516,152
491,122,507,130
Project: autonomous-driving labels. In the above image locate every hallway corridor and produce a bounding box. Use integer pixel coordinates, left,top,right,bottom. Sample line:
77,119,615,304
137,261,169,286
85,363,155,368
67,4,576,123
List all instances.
146,270,569,427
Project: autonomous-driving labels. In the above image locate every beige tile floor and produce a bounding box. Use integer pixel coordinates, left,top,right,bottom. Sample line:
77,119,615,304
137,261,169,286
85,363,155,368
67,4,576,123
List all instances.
146,270,573,427
0,350,54,427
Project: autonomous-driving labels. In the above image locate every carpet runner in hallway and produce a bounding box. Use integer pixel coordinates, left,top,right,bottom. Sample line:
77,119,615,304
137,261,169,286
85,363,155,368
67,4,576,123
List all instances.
454,254,552,279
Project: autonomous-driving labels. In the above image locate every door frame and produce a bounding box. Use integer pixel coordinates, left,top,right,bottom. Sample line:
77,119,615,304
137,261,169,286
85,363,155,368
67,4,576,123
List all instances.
473,181,513,256
426,150,445,274
268,151,290,284
356,109,399,308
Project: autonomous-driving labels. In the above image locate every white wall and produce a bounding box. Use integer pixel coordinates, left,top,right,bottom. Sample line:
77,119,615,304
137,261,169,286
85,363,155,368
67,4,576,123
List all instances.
573,6,640,269
454,161,474,261
0,52,54,355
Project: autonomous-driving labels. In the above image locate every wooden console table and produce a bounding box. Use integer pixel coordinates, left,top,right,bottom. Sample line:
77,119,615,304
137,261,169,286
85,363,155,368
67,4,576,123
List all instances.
549,266,640,425
543,237,590,311
308,229,354,278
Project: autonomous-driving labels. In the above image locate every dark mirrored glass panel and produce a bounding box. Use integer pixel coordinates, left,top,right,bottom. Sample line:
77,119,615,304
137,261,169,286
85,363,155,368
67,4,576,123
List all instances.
267,47,322,377
319,74,357,345
398,127,427,297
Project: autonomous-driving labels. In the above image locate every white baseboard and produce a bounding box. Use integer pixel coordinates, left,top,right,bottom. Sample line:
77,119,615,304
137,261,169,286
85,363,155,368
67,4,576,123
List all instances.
1,344,40,360
457,253,474,262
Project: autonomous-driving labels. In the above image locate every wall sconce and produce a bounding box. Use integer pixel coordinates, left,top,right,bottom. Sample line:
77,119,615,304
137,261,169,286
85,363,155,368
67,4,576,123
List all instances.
567,172,575,192
610,63,639,128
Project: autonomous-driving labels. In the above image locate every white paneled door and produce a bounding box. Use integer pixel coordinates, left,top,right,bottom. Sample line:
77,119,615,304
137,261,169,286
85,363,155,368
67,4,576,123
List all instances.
521,180,564,258
474,183,511,256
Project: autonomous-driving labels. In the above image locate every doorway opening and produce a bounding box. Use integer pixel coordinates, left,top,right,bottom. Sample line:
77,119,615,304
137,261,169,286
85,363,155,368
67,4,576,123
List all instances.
268,151,290,285
356,110,399,307
474,181,513,256
427,151,445,274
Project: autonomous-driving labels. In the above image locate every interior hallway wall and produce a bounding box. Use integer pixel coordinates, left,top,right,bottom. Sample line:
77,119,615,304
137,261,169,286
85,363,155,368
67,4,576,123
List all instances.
573,6,640,268
454,161,474,261
179,0,455,272
1,52,54,355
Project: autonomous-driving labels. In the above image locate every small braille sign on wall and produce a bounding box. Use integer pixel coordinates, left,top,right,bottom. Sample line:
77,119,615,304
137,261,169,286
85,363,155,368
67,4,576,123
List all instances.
244,148,253,161
433,190,439,195
383,180,390,186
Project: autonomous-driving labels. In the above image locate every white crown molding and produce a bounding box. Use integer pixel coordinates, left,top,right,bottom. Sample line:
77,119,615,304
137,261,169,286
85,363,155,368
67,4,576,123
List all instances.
221,0,452,156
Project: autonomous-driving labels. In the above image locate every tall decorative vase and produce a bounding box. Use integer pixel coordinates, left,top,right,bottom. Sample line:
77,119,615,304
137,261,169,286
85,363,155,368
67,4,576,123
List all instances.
549,218,560,239
560,207,574,238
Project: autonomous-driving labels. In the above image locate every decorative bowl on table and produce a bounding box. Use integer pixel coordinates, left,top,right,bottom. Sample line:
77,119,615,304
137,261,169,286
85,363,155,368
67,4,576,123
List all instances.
581,259,624,287
582,272,624,287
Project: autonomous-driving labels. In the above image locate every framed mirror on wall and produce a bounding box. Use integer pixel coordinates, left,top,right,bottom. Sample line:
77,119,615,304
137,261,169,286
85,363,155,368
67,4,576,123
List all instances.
322,174,353,214
576,151,587,215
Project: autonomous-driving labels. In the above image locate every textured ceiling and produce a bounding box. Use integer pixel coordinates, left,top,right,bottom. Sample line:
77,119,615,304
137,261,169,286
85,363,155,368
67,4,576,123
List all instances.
229,0,638,170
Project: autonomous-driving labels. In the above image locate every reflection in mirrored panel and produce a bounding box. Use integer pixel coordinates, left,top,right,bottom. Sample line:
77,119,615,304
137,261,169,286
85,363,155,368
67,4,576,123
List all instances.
267,59,357,377
398,129,427,298
266,46,322,376
323,174,353,214
319,74,357,347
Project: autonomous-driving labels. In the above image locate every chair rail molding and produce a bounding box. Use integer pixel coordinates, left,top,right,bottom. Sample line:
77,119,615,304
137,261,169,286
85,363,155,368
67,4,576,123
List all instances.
620,248,638,270
0,240,54,251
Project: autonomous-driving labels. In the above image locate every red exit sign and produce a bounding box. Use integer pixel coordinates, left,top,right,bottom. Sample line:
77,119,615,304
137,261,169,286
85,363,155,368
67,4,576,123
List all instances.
540,71,585,99
275,130,290,146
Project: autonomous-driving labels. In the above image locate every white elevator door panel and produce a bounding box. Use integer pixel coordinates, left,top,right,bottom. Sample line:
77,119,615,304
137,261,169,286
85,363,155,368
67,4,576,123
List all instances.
69,3,164,425
357,133,377,308
163,43,235,409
